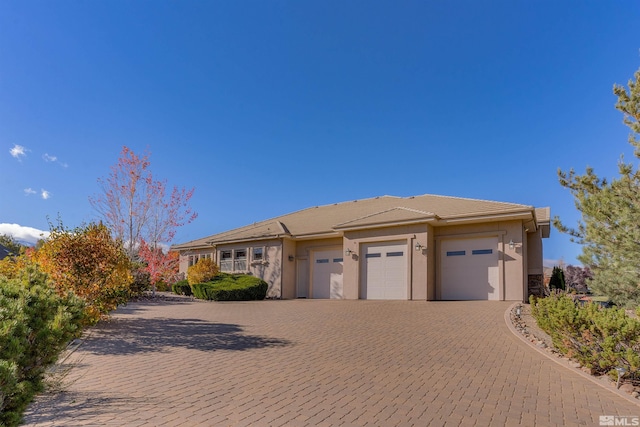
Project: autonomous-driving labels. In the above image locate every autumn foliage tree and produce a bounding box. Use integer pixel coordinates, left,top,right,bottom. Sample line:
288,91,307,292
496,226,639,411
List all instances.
137,240,180,290
89,146,197,261
31,222,132,323
187,258,219,285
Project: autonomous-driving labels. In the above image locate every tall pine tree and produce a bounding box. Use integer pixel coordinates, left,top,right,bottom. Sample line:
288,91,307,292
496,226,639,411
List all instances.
554,67,640,307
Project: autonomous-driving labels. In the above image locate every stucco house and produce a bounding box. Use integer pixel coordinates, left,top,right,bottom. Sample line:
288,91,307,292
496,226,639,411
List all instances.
172,194,550,302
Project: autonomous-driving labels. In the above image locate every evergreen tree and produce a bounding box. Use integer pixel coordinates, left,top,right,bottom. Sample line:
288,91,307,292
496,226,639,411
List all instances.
549,266,566,291
554,67,640,307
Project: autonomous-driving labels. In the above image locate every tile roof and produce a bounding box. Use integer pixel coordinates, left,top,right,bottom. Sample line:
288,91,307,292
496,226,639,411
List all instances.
173,194,547,249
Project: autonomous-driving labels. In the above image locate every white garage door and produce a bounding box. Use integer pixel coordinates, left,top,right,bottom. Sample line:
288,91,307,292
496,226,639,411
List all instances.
312,250,343,299
361,241,407,300
440,237,499,300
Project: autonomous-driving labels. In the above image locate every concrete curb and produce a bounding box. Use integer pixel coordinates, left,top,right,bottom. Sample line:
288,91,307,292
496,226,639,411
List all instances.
504,302,640,408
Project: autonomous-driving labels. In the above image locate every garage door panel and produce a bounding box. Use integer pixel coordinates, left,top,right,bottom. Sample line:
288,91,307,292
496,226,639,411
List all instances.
441,237,499,300
362,242,407,300
312,250,343,299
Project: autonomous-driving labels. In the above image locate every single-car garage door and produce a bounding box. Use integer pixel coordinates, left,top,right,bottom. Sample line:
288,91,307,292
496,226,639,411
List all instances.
312,250,343,299
440,237,499,300
361,241,407,300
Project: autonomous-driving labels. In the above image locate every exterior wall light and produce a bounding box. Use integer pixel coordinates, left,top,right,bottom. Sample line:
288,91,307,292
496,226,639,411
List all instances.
415,243,426,251
509,239,515,250
345,248,353,256
288,255,295,262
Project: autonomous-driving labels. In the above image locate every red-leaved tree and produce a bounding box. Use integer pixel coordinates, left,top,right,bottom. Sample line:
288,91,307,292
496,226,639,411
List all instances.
138,240,181,290
90,146,197,261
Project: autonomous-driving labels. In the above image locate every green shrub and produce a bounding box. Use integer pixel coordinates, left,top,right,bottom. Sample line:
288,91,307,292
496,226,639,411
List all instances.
172,280,192,296
531,293,640,375
191,274,268,301
0,270,85,427
155,280,169,292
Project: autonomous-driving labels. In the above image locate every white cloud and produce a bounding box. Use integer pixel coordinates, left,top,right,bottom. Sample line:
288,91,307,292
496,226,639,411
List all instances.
24,188,36,196
41,189,51,200
9,144,28,160
42,152,68,168
0,223,49,245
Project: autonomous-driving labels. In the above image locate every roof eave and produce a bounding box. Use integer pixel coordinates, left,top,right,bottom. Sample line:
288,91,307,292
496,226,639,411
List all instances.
206,234,287,246
333,217,438,232
438,210,533,225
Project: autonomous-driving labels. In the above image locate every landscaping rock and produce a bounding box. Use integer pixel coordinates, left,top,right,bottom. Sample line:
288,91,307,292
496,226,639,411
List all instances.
620,383,635,394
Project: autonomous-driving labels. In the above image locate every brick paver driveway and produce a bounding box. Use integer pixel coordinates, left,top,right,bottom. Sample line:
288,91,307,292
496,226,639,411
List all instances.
23,297,639,426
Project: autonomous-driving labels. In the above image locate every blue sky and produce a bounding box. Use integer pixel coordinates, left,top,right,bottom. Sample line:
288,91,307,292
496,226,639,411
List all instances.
1,1,639,266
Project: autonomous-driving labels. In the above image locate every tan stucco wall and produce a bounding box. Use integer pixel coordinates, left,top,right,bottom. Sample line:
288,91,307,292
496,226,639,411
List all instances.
281,238,297,299
527,228,544,275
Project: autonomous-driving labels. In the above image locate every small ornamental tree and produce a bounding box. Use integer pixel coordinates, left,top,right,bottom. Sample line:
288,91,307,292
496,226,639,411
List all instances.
138,240,180,293
31,222,132,323
0,251,31,279
90,146,197,261
549,266,565,291
564,265,593,293
187,258,219,285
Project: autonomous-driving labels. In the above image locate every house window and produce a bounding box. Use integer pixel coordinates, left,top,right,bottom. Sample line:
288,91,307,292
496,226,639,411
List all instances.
472,249,493,255
446,251,466,256
220,250,233,272
234,249,247,271
189,253,213,268
219,249,249,272
252,247,263,261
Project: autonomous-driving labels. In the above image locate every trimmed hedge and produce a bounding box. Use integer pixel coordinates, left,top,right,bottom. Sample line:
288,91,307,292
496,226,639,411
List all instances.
191,274,268,301
172,280,192,296
531,293,640,376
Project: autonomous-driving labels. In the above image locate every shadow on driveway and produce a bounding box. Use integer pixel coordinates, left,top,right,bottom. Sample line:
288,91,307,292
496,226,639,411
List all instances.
83,317,291,355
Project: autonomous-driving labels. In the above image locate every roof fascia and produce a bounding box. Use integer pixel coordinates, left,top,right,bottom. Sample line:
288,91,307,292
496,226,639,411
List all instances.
438,210,533,225
333,217,438,232
290,231,343,241
205,236,285,246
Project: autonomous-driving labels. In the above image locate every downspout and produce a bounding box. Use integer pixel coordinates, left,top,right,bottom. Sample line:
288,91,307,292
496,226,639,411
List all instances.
410,236,415,301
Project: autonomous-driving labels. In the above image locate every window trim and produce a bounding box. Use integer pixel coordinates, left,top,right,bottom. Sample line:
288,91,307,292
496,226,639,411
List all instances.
252,247,264,261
